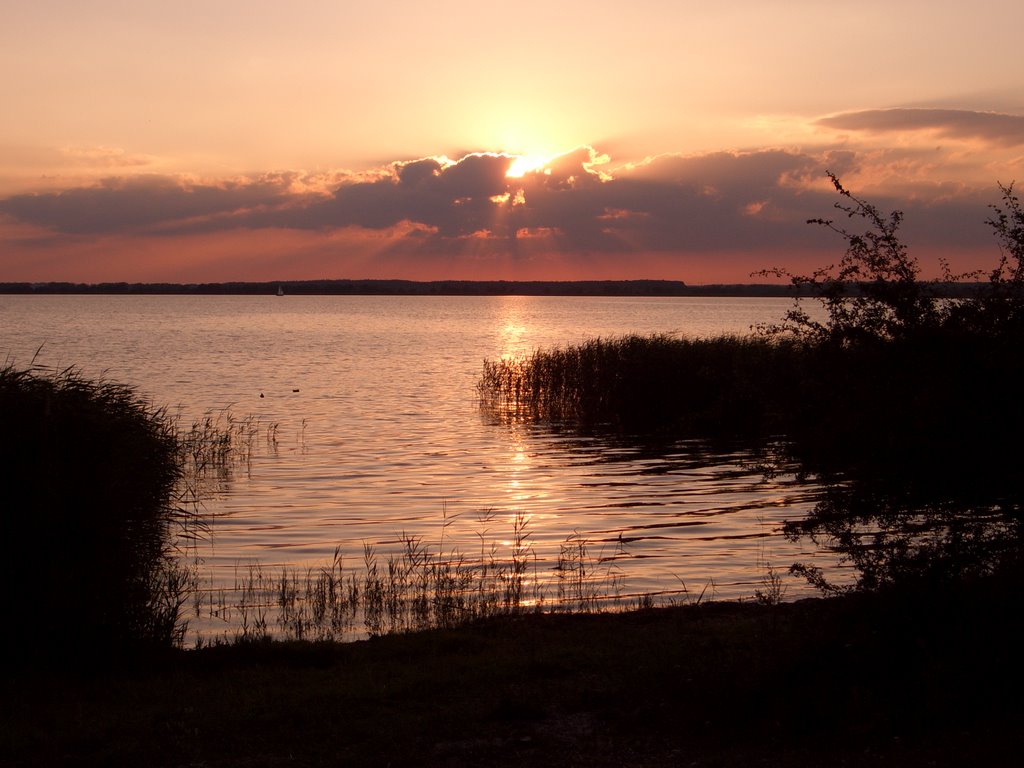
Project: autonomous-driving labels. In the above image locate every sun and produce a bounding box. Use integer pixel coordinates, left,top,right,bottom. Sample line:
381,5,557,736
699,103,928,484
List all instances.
505,154,552,178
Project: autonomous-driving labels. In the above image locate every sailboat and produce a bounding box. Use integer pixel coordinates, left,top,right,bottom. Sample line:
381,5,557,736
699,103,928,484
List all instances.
276,285,284,296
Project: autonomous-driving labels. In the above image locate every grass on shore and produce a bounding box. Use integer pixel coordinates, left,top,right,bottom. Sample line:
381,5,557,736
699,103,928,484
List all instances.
197,511,645,645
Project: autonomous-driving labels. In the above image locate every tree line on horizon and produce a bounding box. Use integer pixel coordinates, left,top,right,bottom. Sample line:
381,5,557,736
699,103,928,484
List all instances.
0,277,993,298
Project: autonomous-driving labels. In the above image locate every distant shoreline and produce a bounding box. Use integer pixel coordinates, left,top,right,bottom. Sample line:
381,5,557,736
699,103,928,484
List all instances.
0,278,985,297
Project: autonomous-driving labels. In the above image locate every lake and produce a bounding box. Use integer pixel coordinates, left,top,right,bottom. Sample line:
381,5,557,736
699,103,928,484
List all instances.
1,294,843,639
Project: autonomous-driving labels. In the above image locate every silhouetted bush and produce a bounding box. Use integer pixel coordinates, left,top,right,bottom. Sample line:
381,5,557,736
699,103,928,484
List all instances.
948,181,1024,334
757,172,956,344
0,364,197,662
767,176,1024,593
763,172,1024,346
754,175,1024,469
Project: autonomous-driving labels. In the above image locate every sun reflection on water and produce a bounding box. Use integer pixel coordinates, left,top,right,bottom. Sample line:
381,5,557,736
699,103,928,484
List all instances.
505,431,535,506
496,295,536,361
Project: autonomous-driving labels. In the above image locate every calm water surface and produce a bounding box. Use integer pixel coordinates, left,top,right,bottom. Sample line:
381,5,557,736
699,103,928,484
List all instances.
1,294,841,636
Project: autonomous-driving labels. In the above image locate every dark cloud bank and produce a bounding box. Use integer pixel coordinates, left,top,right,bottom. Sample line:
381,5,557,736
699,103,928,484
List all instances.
0,130,1010,265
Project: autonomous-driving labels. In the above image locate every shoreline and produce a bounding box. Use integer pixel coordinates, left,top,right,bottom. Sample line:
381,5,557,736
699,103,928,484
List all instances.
5,586,1020,766
0,278,988,297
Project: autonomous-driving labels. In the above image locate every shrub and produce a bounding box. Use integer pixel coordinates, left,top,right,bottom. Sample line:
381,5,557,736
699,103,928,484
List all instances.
947,181,1024,334
762,172,1024,346
986,181,1024,286
784,473,1024,595
762,175,1024,592
757,172,955,345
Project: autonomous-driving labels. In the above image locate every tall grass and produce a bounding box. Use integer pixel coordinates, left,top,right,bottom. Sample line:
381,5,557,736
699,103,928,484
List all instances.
480,327,1024,478
479,333,800,436
176,409,280,502
1,363,193,658
0,362,277,660
196,512,636,645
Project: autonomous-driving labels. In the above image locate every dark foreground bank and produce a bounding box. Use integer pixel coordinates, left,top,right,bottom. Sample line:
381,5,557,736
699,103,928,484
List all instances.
4,584,1021,768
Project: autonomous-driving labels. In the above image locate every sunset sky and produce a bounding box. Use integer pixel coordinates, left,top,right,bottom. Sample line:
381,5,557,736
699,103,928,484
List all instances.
2,1,1023,284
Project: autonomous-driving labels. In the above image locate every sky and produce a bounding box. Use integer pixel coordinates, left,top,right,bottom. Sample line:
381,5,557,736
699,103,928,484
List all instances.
2,0,1023,284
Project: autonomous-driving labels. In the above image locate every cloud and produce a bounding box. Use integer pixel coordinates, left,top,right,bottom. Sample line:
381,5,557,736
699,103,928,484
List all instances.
8,147,828,249
368,147,831,253
0,174,298,234
0,142,1011,282
817,108,1024,146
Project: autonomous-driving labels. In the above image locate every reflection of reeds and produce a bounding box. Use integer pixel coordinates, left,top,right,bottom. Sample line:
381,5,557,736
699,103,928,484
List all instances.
196,513,640,645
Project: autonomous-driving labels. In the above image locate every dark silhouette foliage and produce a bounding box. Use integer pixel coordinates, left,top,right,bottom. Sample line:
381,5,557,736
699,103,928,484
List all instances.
761,174,1024,593
0,364,196,663
986,182,1024,285
758,172,956,344
785,474,1024,595
762,172,1024,345
949,181,1024,334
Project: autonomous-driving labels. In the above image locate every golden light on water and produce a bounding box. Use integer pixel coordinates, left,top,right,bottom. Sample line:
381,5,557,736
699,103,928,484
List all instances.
496,295,533,360
507,442,531,504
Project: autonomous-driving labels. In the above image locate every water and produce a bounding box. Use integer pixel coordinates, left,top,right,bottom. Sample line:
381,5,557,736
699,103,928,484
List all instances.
1,294,842,636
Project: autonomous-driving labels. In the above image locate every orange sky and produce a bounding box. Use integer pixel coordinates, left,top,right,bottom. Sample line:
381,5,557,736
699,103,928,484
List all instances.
2,1,1023,284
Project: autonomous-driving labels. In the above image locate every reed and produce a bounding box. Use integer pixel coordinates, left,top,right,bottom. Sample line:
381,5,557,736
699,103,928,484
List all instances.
480,324,1024,479
1,363,198,659
479,333,800,435
197,512,642,644
0,360,284,660
176,410,279,497
554,530,627,612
